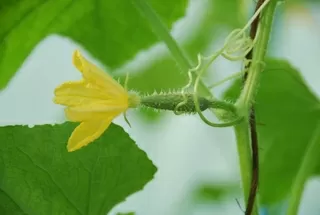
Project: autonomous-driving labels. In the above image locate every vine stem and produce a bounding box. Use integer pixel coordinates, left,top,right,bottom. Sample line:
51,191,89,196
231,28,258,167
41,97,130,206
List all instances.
237,1,277,113
234,123,254,208
287,121,320,215
235,1,278,215
242,0,266,214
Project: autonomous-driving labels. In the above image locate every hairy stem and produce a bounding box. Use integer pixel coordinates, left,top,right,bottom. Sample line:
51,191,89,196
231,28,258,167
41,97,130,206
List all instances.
234,120,259,215
234,123,253,203
237,1,278,215
237,1,277,113
243,0,267,214
287,122,320,215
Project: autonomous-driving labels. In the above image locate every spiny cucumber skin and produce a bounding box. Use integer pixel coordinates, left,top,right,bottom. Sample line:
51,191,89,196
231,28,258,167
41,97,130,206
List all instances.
140,93,212,113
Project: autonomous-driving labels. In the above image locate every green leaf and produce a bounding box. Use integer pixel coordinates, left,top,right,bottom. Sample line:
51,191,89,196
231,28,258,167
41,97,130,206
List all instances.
0,190,26,215
224,59,320,204
0,123,156,215
0,0,187,89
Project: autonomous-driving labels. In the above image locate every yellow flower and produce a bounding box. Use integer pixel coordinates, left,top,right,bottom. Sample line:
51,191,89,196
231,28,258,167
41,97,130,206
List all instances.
54,50,139,152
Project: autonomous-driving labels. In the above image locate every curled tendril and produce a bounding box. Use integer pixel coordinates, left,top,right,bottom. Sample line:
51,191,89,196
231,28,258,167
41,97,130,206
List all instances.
181,32,252,126
174,71,193,115
222,28,256,61
192,53,243,127
174,54,208,115
173,52,242,126
183,27,251,126
174,0,271,125
193,69,243,127
174,51,219,115
221,0,271,61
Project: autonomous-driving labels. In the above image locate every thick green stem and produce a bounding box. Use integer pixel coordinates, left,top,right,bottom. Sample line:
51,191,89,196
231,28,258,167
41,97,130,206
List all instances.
132,0,211,97
234,123,259,215
287,122,320,215
234,1,278,214
237,1,278,115
234,123,253,199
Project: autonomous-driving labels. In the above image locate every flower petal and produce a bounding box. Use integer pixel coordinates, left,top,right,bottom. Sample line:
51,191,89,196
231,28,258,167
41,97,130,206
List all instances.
54,80,124,107
65,106,123,122
54,80,108,98
72,50,127,97
67,119,113,152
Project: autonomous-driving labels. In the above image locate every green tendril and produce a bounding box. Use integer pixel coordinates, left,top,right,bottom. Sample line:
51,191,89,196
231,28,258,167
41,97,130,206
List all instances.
174,71,194,115
208,71,244,89
187,0,272,127
193,72,243,127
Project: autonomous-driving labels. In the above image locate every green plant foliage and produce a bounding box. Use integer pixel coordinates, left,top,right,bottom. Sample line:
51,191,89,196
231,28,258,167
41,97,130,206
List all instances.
224,59,320,204
0,190,26,215
0,0,187,89
0,123,156,215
